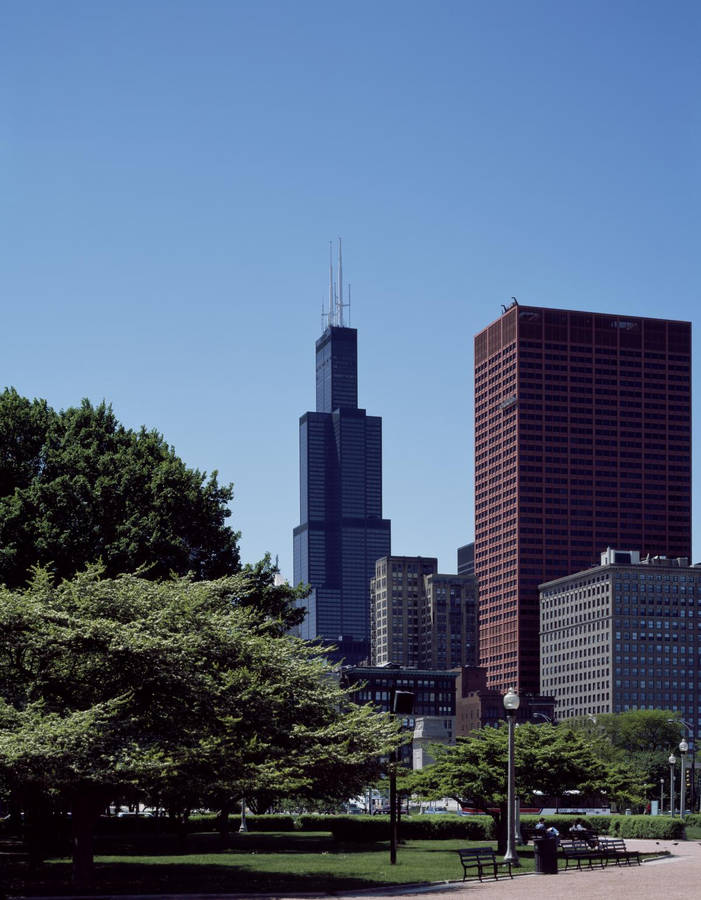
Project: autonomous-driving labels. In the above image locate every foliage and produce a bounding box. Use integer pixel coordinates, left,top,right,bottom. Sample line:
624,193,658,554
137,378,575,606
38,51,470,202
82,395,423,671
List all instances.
568,709,688,797
609,814,686,839
0,390,240,587
414,722,646,849
0,570,399,886
520,812,685,839
329,814,494,843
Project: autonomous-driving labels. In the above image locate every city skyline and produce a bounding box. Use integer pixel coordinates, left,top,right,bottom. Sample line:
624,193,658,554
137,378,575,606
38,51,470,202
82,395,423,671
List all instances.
2,2,700,581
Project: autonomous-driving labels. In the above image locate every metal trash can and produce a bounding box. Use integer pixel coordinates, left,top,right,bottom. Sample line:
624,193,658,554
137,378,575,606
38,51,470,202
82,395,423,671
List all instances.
533,835,559,874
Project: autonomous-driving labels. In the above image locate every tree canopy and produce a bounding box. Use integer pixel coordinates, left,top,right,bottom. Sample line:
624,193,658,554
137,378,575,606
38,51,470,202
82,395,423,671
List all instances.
414,722,646,848
0,389,240,586
0,568,398,886
569,709,687,797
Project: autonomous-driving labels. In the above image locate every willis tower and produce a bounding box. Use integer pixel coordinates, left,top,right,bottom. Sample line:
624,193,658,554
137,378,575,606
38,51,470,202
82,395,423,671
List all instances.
293,242,391,664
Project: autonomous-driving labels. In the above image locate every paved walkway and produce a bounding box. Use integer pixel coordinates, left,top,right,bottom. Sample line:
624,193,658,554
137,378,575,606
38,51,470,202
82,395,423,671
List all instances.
275,840,701,900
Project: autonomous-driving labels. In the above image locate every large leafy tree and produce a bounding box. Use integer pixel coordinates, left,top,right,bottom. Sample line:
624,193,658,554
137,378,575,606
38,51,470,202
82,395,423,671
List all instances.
0,569,398,888
0,389,240,587
416,723,645,849
570,709,686,798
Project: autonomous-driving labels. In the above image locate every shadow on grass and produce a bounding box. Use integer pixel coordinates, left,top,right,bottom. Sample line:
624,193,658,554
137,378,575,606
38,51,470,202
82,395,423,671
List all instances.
6,834,509,895
14,861,395,897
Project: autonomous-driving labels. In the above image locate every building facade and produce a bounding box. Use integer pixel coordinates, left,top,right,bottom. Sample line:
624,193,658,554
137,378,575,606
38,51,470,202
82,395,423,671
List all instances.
370,555,479,670
370,556,438,666
540,549,700,727
474,303,691,695
457,542,475,575
454,666,555,735
293,250,391,664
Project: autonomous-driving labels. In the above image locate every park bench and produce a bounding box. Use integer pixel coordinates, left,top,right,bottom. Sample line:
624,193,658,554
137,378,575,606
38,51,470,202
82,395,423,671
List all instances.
567,826,598,846
559,838,606,870
598,837,641,866
457,847,513,882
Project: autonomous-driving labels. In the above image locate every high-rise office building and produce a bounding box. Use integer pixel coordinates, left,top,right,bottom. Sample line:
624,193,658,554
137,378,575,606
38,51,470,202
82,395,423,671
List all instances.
474,303,691,695
369,555,478,669
293,243,391,664
457,542,475,575
540,548,700,725
370,556,438,667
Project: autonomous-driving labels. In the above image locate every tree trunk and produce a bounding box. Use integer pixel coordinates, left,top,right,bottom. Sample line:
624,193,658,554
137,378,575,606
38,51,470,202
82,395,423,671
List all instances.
71,793,102,889
494,810,507,854
217,802,232,847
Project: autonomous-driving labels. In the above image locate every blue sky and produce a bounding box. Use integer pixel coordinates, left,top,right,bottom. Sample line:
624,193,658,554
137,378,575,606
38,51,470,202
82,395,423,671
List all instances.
2,0,699,577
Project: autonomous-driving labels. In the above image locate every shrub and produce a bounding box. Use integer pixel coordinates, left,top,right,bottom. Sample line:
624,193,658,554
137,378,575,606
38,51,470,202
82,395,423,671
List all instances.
519,814,684,840
610,815,685,840
329,814,494,843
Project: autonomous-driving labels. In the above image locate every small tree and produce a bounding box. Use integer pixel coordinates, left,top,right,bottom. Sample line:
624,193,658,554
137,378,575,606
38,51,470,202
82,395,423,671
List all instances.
0,569,399,888
416,723,645,849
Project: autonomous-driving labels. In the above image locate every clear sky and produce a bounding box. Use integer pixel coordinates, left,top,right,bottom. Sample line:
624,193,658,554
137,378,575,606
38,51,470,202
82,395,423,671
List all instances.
2,1,699,578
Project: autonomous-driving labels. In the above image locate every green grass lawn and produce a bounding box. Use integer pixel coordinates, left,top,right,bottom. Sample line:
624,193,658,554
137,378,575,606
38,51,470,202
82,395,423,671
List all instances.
11,832,538,895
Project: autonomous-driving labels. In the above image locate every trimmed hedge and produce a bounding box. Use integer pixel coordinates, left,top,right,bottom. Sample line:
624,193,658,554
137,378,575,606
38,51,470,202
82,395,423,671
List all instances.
329,814,494,843
520,814,685,840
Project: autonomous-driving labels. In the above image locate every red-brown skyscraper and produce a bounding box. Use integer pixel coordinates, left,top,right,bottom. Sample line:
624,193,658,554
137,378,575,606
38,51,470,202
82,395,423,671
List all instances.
474,304,691,695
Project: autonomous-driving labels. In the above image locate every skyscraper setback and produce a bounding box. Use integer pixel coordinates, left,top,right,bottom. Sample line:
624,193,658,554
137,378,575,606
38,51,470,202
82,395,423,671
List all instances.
474,303,691,695
293,243,391,664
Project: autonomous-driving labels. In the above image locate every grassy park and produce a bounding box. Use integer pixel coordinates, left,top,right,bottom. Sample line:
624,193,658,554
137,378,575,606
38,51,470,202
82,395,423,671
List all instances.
4,827,540,895
5,813,687,896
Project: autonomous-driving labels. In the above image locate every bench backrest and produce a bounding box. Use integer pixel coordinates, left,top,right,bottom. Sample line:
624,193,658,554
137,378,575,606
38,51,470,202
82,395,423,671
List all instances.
560,839,591,851
459,847,495,859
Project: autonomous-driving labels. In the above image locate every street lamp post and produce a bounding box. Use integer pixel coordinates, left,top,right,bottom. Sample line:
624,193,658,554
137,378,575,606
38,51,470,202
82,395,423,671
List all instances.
669,755,676,817
679,740,689,818
389,690,414,865
503,688,520,867
669,719,696,813
660,778,664,816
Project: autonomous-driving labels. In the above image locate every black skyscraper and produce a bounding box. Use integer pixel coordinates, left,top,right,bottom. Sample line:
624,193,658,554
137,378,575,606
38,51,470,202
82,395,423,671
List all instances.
293,244,391,664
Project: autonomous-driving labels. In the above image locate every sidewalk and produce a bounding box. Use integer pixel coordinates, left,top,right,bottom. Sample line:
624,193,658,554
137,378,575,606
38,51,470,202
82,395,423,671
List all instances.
275,840,700,900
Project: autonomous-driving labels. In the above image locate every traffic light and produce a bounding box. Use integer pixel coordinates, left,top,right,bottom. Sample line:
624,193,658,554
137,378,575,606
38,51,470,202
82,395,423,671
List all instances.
685,767,692,788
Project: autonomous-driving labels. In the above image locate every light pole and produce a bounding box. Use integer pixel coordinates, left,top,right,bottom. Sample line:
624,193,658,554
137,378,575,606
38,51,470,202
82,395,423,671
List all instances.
660,778,664,816
389,690,414,865
669,718,696,813
679,740,689,818
503,687,520,867
669,755,676,817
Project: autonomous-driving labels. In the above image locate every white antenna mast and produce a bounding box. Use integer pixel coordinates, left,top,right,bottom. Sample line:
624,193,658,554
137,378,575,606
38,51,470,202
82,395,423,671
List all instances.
328,241,335,326
337,237,344,326
324,238,351,328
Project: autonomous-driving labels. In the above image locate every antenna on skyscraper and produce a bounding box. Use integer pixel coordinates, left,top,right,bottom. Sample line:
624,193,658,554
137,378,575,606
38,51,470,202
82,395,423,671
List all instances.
325,238,351,328
328,241,335,326
338,237,344,327
347,282,351,325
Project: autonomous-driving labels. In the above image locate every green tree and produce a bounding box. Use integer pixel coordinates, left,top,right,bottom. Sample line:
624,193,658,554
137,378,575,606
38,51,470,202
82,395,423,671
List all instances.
0,389,240,587
570,709,685,799
415,723,645,850
0,569,398,888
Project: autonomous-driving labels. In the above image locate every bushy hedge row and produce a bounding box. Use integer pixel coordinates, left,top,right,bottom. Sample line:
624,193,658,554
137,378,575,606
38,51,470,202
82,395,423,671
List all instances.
329,814,494,843
520,814,685,840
